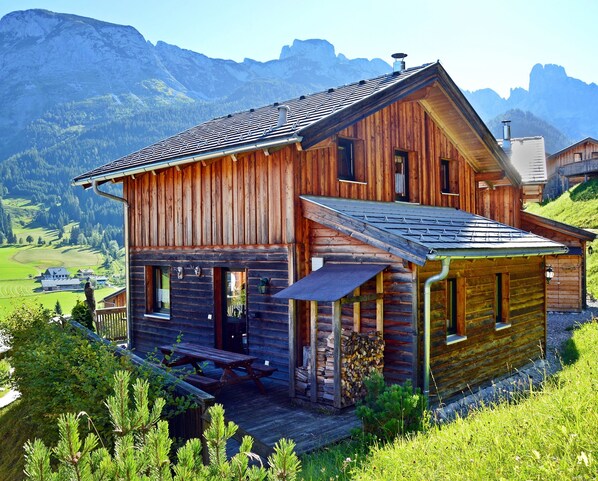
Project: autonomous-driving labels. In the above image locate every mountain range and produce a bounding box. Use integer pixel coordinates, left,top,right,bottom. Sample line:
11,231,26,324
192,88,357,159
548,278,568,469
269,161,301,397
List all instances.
0,8,596,241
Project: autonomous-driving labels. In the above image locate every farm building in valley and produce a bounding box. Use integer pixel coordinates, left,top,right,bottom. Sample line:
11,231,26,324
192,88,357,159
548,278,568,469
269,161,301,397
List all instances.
74,60,571,404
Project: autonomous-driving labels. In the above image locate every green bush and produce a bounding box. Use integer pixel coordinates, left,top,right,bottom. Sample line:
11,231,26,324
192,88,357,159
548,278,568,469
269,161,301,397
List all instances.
24,371,301,481
355,372,428,442
0,358,10,388
0,305,189,447
71,300,94,331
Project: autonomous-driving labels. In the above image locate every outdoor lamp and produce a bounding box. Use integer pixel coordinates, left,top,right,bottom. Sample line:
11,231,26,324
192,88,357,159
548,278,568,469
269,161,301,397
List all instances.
258,277,270,294
545,265,554,284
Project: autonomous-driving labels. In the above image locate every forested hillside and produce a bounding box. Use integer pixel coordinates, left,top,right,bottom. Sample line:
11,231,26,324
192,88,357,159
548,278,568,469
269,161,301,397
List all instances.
0,199,15,244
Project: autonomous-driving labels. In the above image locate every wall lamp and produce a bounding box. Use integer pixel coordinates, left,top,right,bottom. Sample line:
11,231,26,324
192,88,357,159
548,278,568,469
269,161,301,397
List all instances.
545,265,554,284
258,277,270,294
174,266,184,280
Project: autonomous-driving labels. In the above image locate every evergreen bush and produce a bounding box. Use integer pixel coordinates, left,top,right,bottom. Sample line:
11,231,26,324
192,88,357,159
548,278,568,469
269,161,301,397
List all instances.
71,299,94,331
355,371,428,441
23,370,301,480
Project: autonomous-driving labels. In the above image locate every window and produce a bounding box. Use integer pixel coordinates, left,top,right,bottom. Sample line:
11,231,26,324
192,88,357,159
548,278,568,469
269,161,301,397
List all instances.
573,152,582,162
394,150,409,201
446,277,466,344
146,266,170,316
494,273,510,329
440,159,451,193
592,151,598,159
446,278,458,335
337,137,365,182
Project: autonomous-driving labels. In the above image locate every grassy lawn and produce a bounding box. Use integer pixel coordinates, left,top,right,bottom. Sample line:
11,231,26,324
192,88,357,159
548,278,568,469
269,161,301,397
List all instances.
301,320,597,481
0,242,117,318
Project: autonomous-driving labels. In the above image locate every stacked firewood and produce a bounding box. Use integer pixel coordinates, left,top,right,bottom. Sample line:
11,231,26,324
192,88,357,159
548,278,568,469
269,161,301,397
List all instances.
295,331,384,406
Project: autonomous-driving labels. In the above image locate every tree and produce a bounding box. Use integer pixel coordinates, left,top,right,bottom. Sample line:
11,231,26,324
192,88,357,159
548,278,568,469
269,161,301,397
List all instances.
23,371,301,480
37,236,44,245
54,301,62,315
26,235,34,244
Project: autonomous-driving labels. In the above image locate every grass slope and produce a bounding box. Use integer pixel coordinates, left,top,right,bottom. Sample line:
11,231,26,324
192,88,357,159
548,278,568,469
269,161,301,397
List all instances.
525,178,598,299
349,321,598,481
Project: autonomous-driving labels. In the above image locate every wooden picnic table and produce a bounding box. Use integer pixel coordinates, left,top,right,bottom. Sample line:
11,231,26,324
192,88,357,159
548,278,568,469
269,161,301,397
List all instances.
159,342,274,394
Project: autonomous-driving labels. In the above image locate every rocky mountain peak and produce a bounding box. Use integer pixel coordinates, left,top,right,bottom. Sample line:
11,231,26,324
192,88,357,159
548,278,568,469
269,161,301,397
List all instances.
279,39,336,61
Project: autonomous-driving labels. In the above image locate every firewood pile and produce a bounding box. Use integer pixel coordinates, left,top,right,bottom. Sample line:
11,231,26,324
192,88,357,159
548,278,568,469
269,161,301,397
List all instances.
295,330,384,406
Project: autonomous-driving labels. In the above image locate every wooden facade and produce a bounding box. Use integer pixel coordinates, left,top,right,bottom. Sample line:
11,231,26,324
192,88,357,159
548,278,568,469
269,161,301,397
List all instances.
547,137,598,178
78,63,567,402
521,211,595,312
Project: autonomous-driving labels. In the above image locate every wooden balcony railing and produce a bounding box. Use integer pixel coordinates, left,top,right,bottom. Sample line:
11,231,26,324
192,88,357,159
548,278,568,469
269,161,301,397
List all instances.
95,307,127,341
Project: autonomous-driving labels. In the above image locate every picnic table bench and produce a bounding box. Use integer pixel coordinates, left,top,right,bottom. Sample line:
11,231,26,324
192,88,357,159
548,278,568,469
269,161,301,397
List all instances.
160,342,276,394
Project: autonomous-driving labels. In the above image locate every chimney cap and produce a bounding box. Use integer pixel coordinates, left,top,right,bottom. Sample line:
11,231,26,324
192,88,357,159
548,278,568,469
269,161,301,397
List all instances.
392,52,408,60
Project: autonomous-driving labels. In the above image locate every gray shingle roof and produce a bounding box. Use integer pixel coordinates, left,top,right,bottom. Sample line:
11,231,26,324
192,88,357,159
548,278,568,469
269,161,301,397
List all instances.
302,196,567,265
73,64,436,185
499,137,547,183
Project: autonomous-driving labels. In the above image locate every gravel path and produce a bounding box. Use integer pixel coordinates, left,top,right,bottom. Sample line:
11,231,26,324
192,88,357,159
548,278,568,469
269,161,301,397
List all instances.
434,299,598,421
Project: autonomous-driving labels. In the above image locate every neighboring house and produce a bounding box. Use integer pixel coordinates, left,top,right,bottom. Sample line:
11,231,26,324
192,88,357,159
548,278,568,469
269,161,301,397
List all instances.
77,268,95,278
521,211,596,312
497,122,547,203
42,267,70,280
100,287,126,308
544,137,598,199
74,61,566,405
41,278,81,291
95,276,108,286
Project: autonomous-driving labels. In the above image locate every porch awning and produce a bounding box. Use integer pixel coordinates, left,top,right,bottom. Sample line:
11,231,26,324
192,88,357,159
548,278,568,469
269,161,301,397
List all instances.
273,263,387,302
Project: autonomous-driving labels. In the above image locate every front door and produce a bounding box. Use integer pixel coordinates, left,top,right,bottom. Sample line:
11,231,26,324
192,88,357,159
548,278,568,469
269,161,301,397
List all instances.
222,269,248,353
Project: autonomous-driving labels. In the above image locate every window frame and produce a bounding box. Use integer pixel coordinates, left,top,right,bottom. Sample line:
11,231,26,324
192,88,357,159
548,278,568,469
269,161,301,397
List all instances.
337,136,366,183
145,265,171,318
394,149,410,201
440,159,451,194
573,152,583,162
494,272,511,330
445,277,466,344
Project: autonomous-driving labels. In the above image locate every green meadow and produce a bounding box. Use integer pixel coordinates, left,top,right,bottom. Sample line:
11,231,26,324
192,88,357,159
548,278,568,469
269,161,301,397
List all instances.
0,243,118,318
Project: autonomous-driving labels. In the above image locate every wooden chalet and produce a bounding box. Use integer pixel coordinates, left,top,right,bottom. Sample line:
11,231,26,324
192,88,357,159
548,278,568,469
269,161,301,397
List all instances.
498,123,547,203
74,61,567,404
545,137,598,199
521,211,596,312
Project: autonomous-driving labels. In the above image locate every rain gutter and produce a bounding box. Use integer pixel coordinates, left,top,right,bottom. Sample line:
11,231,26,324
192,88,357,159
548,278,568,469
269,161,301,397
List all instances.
92,181,132,348
73,136,302,186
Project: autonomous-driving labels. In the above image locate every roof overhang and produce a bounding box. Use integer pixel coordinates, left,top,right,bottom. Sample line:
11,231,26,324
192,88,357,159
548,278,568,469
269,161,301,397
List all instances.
72,135,302,188
273,263,387,302
302,196,568,267
521,211,597,242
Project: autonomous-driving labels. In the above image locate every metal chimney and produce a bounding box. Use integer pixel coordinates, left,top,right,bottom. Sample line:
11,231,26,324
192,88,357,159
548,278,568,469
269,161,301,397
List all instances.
277,105,290,127
392,53,407,74
502,120,511,152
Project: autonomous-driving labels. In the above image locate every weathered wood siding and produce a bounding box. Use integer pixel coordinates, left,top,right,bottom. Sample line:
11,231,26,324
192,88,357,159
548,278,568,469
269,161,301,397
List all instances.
307,223,417,385
124,149,297,248
547,139,598,177
129,246,290,380
519,217,586,312
545,255,582,312
299,101,477,212
477,185,522,228
418,257,546,398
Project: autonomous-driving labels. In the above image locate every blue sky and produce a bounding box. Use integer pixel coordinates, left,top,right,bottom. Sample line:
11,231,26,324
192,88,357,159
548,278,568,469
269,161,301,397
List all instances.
1,0,596,98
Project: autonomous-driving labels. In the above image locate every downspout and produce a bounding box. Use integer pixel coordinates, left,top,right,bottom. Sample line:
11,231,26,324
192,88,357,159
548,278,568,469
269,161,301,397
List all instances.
93,181,132,347
423,256,451,404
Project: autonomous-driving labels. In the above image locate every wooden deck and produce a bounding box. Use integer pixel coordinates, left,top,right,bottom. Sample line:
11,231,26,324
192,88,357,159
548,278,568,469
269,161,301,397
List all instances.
203,368,360,457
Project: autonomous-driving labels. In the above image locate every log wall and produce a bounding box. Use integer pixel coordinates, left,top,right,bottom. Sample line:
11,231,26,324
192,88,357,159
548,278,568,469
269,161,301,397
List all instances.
418,257,546,399
307,223,417,386
129,246,290,380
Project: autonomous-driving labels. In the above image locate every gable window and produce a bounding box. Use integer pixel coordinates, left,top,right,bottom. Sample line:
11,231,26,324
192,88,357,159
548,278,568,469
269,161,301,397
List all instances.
446,277,466,344
394,150,409,201
592,152,598,159
146,266,171,317
573,152,582,162
440,159,451,193
337,137,365,182
495,273,511,330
